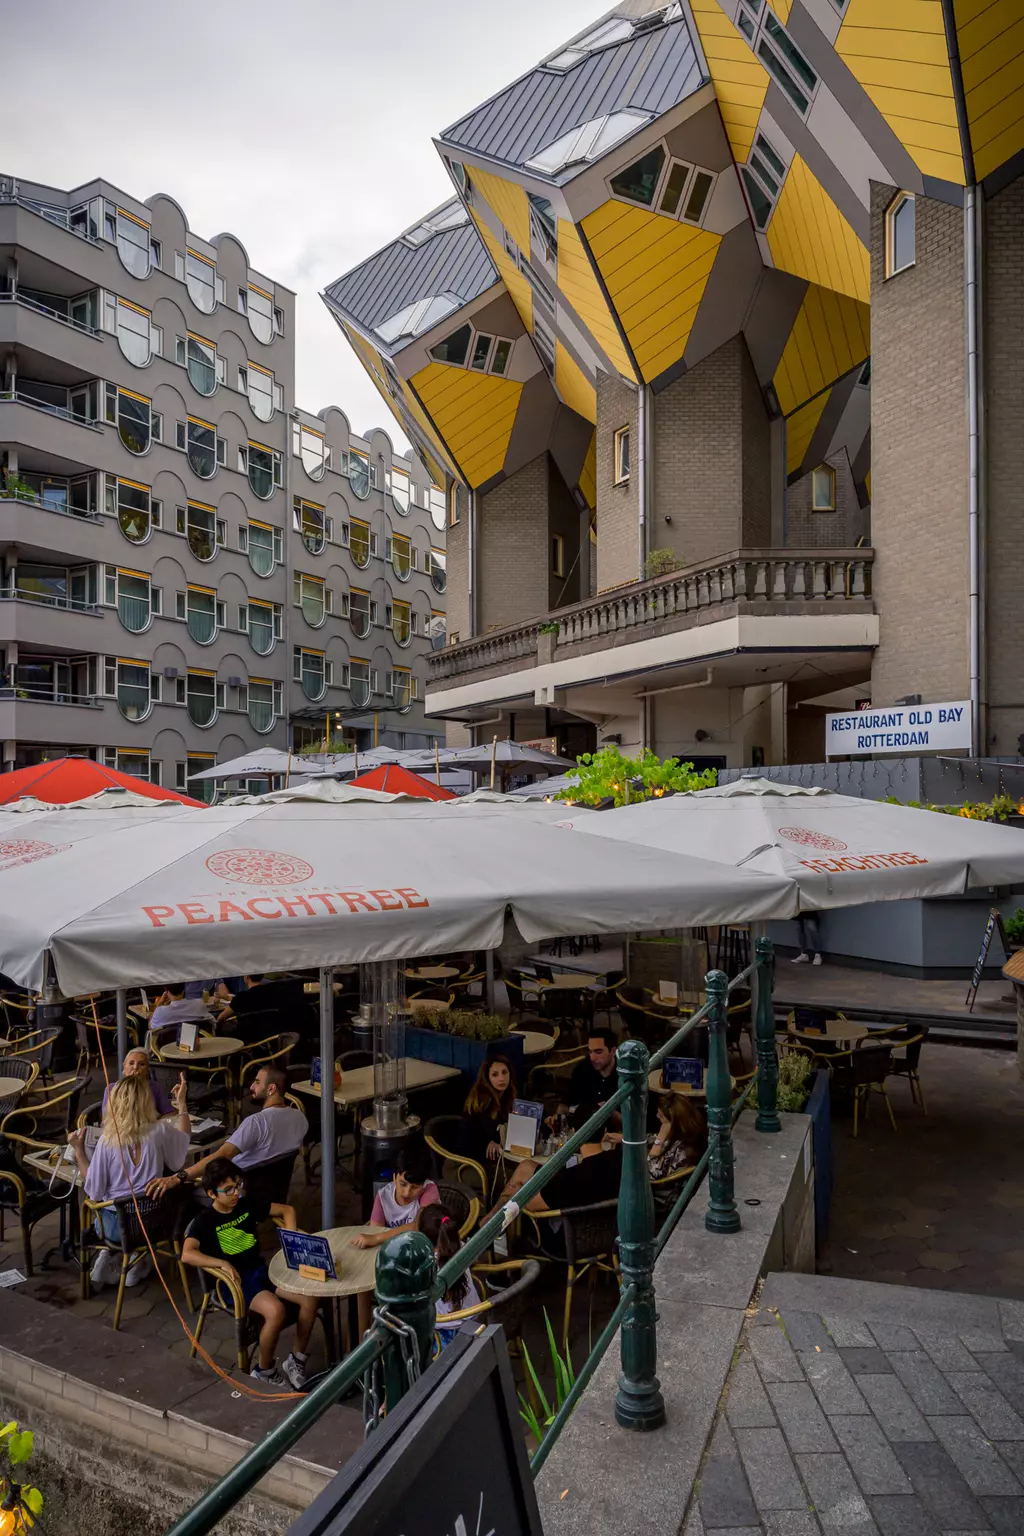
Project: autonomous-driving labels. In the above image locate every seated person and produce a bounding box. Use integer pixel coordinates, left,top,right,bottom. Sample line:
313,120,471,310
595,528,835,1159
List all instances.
148,983,213,1030
101,1047,174,1118
550,1028,621,1132
648,1094,707,1179
419,1203,480,1349
218,974,312,1046
181,1157,318,1388
353,1142,441,1250
184,979,238,1003
68,1073,191,1289
461,1053,517,1165
490,1138,623,1226
148,1067,307,1196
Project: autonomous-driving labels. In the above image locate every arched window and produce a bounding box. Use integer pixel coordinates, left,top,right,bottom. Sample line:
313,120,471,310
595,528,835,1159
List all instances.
115,660,152,722
349,519,371,569
244,283,274,344
186,670,217,727
105,385,152,455
293,422,328,479
429,549,447,594
115,299,159,366
811,465,836,511
294,498,325,555
184,249,217,313
244,519,279,575
244,441,281,501
108,477,151,543
248,678,278,732
349,589,371,639
886,193,915,277
178,501,218,562
390,467,410,513
185,585,217,644
184,334,218,395
348,450,370,499
115,208,151,277
247,600,276,655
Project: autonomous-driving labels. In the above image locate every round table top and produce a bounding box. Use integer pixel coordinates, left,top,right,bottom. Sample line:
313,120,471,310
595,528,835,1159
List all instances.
512,1030,556,1057
545,973,601,989
499,1127,552,1166
406,965,460,981
409,998,451,1015
792,1020,870,1045
267,1223,387,1299
0,1076,26,1099
158,1035,245,1062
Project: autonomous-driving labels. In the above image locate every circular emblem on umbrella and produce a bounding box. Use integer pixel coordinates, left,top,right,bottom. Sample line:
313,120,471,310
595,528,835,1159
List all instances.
778,827,848,852
205,849,315,885
0,838,57,865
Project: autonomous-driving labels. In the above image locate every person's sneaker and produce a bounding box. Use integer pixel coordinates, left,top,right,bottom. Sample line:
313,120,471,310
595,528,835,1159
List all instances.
280,1352,308,1390
812,953,823,966
124,1252,153,1288
250,1362,285,1387
90,1247,119,1288
791,952,810,964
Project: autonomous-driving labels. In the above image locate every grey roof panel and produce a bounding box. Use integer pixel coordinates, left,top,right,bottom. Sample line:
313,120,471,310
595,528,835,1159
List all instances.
441,18,705,173
324,218,496,343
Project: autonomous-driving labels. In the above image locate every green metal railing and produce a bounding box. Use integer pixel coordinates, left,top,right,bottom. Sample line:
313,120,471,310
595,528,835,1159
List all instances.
167,938,778,1536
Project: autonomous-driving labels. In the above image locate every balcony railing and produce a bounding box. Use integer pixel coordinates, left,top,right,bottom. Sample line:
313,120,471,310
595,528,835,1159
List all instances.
0,586,98,613
0,190,98,243
0,290,101,337
0,388,101,428
0,684,100,707
430,548,874,683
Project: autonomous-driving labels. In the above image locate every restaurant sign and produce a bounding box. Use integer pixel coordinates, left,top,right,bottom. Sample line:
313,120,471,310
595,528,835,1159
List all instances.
825,700,971,759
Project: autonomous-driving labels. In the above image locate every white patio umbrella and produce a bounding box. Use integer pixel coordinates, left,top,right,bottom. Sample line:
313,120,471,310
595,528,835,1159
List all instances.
188,749,320,782
509,773,581,800
220,780,402,806
444,789,592,819
562,776,1024,909
447,739,576,774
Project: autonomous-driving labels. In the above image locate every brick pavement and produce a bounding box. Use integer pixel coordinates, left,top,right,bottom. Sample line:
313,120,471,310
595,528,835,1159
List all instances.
688,1272,1024,1536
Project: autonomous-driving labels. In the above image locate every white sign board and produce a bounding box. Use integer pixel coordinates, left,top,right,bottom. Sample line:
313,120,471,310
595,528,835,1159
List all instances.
826,700,971,759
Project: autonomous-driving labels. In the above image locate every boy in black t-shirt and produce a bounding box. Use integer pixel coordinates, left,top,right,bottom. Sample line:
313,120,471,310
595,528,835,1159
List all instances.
182,1157,320,1388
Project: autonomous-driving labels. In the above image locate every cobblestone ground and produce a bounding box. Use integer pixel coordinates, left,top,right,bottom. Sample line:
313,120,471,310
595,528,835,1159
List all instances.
689,1272,1024,1536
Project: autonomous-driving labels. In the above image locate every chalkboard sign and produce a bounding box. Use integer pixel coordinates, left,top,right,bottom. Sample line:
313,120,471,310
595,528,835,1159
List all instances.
310,1056,322,1086
966,907,1010,1012
286,1326,543,1536
662,1057,704,1091
279,1230,336,1281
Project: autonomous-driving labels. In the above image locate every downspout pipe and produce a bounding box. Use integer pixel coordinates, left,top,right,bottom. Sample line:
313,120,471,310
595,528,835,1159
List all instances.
637,384,648,580
467,485,477,639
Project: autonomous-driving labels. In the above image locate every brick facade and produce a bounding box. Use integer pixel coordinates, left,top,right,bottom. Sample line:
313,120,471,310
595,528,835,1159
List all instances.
596,372,640,590
477,454,550,631
786,449,865,548
869,186,969,708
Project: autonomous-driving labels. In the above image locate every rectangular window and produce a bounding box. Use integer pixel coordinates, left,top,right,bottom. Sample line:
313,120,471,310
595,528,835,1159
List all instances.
614,426,630,484
811,464,836,511
552,535,565,577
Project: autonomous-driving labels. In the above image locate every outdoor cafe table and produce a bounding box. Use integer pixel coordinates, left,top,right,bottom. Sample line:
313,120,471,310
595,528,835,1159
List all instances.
510,1030,555,1057
406,965,460,981
543,974,601,989
267,1222,387,1357
157,1035,246,1118
498,1124,553,1168
648,1066,709,1100
790,1020,871,1047
292,1059,460,1110
0,1075,26,1105
24,1146,82,1263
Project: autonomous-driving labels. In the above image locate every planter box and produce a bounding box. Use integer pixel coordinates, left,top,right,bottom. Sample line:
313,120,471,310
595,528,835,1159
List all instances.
406,1025,455,1068
405,1025,525,1082
805,1067,832,1253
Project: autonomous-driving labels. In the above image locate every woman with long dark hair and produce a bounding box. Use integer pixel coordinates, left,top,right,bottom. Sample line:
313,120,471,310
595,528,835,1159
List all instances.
461,1053,517,1164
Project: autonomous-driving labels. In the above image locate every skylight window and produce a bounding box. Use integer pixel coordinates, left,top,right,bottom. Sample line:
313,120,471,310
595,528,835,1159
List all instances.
374,293,460,345
401,201,470,247
525,109,651,175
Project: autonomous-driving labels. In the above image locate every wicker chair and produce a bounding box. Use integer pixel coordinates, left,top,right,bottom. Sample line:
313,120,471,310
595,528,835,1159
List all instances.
425,1119,489,1203
435,1179,481,1240
0,1075,91,1273
433,1258,541,1348
80,1189,194,1330
0,1057,39,1116
863,1024,929,1112
522,1196,619,1344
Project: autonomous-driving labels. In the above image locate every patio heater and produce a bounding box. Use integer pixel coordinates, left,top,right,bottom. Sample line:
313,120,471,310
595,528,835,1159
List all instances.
359,959,418,1218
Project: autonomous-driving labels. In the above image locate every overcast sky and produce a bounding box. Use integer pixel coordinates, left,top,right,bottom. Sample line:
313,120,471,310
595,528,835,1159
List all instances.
6,0,601,450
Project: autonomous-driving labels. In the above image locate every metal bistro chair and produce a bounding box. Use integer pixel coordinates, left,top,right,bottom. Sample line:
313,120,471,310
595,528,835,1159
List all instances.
650,1160,699,1218
522,1196,619,1345
504,970,545,1027
0,1025,61,1080
0,1075,90,1274
425,1117,490,1204
433,1258,541,1352
74,1011,139,1075
0,1058,40,1116
829,1042,897,1136
242,1149,299,1206
864,1024,929,1112
188,1258,329,1374
436,1179,481,1241
80,1189,194,1330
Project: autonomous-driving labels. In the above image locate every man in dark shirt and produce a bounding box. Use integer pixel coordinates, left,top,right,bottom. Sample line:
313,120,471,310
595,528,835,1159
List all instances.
561,1028,621,1131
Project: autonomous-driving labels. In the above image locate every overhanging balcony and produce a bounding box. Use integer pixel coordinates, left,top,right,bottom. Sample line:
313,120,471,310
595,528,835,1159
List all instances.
427,548,877,718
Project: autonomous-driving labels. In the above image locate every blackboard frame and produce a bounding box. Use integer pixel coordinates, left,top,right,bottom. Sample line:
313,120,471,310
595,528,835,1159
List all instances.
966,906,1010,1011
286,1325,544,1536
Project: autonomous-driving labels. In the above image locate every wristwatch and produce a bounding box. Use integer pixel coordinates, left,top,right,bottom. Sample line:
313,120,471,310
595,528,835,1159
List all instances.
177,1168,191,1184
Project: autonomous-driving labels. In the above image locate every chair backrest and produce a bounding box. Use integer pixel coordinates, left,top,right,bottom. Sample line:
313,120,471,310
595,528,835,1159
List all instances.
903,1027,928,1068
114,1189,191,1248
436,1179,479,1238
339,1049,373,1071
533,963,554,984
243,1149,298,1205
0,1056,38,1088
850,1043,893,1086
561,1198,619,1264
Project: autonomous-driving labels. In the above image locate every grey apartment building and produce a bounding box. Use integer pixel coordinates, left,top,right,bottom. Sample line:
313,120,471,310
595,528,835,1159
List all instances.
0,174,446,795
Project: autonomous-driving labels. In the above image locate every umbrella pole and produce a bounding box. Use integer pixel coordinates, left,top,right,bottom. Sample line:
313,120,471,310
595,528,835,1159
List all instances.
434,741,441,788
353,746,359,776
319,968,336,1230
284,749,292,789
116,988,128,1073
485,949,496,1013
490,734,497,791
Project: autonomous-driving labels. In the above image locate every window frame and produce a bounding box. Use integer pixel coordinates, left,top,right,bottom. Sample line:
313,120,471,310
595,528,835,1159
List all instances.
293,496,326,555
811,464,837,512
552,534,565,578
242,440,282,501
606,143,717,226
106,475,152,545
105,384,152,456
613,426,631,485
885,192,916,278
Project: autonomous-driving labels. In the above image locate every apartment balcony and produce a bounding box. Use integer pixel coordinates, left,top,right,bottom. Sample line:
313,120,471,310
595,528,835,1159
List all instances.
0,290,105,377
0,586,103,649
427,548,877,719
0,486,103,564
0,689,104,747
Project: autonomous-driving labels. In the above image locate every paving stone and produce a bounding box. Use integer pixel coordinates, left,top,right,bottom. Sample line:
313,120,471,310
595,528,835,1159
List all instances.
946,1376,1024,1441
858,1376,936,1443
697,1418,758,1531
726,1355,778,1429
927,1419,1023,1497
842,1349,897,1377
779,1311,837,1353
998,1301,1024,1342
681,1509,704,1536
959,1335,1008,1356
869,1325,925,1352
798,1453,880,1536
763,1513,822,1536
801,1350,869,1416
992,1440,1024,1483
825,1316,877,1348
768,1381,840,1453
888,1353,965,1416
749,1322,805,1383
830,1415,914,1497
978,1496,1024,1536
892,1442,991,1532
733,1427,808,1510
916,1334,981,1375
868,1496,943,1535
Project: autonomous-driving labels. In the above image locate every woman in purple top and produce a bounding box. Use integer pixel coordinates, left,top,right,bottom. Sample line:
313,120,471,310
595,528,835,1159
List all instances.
68,1073,191,1289
100,1048,174,1118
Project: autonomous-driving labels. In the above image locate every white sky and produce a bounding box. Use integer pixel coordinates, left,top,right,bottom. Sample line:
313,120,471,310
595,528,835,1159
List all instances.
6,0,601,449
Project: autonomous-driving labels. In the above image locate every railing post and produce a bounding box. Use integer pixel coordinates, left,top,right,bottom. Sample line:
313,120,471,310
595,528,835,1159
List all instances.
614,1038,666,1431
704,970,741,1234
754,936,781,1133
374,1230,437,1413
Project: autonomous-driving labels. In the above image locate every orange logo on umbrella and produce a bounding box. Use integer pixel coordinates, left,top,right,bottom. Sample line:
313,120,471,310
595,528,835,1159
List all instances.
205,849,315,885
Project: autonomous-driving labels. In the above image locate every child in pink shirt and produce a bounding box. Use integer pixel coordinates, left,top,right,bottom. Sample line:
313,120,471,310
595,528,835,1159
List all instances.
352,1143,440,1250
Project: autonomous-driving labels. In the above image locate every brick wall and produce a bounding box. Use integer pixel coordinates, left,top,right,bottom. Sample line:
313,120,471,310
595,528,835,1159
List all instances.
786,449,865,548
445,502,469,643
650,335,771,568
596,371,639,589
870,186,969,707
983,176,1024,753
548,457,582,609
476,454,550,630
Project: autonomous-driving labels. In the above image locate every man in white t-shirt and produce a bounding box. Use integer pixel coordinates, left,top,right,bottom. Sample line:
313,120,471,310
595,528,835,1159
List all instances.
148,982,213,1030
147,1066,307,1195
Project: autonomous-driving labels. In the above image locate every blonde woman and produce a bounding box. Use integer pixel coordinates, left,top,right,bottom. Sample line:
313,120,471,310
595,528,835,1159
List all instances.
68,1072,190,1288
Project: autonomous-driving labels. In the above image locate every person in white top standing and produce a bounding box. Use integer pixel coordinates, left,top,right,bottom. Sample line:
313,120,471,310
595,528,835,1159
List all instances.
147,1066,307,1195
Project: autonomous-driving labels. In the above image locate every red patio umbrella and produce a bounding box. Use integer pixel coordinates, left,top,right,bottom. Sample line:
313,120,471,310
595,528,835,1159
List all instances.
348,763,456,801
0,756,207,808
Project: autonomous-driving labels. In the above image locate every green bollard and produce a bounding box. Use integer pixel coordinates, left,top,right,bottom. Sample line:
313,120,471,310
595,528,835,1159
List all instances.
374,1230,437,1413
754,936,781,1134
704,970,741,1234
614,1038,667,1431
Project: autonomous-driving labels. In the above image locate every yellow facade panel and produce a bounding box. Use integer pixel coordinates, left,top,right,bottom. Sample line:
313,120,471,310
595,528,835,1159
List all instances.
411,363,522,488
474,215,534,333
556,219,635,377
467,164,532,257
689,0,770,160
837,0,964,183
766,156,870,304
342,322,454,482
955,0,1024,181
786,392,830,476
774,285,870,417
555,341,597,424
578,433,597,511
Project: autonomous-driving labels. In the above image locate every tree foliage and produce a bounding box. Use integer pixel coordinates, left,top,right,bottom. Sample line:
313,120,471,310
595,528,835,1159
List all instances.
556,746,717,808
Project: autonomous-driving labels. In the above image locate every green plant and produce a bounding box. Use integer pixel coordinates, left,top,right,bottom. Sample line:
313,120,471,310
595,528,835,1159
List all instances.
556,745,717,808
883,792,1023,822
446,1010,507,1041
750,1051,813,1113
0,1420,44,1532
538,621,561,634
1004,908,1024,944
518,1311,576,1441
1,472,36,503
643,547,681,580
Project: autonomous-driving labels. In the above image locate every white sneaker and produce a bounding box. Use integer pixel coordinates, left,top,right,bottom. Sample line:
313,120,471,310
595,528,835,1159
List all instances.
251,1362,285,1386
124,1252,153,1288
812,953,823,966
280,1352,308,1390
90,1247,120,1288
791,953,810,964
